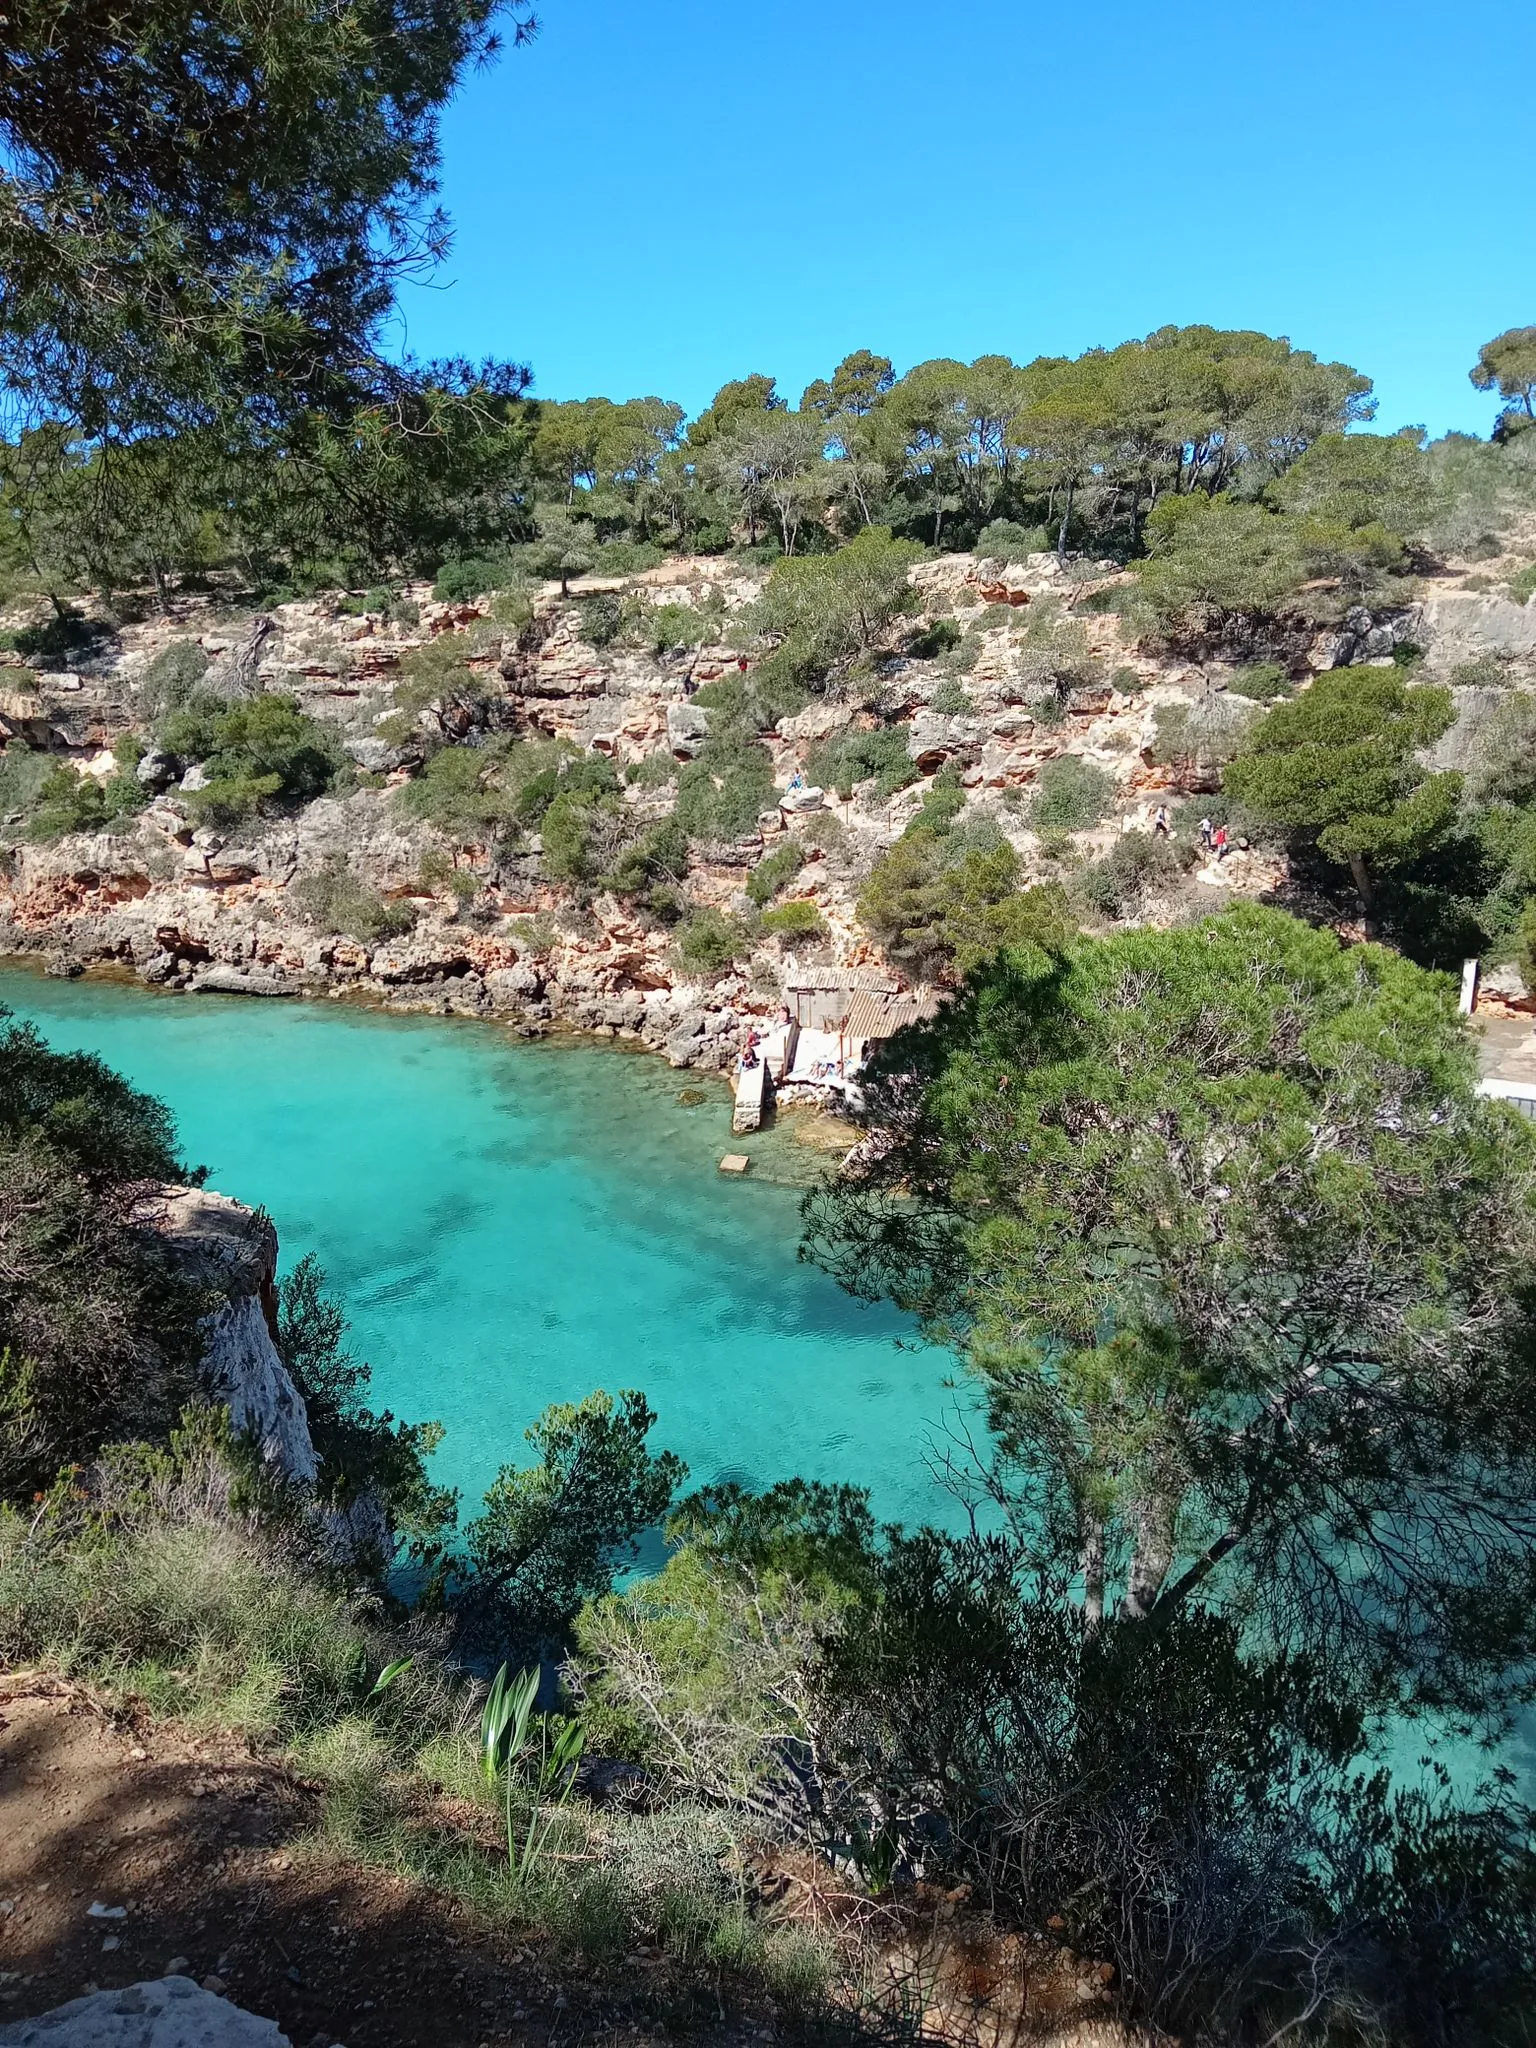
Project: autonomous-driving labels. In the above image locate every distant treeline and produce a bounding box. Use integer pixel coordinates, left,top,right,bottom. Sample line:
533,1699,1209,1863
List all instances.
3,325,1533,621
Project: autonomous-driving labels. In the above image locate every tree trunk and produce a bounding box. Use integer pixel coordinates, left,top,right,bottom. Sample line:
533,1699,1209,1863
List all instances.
1347,849,1374,912
1120,1495,1175,1621
1056,476,1075,561
1082,1519,1106,1627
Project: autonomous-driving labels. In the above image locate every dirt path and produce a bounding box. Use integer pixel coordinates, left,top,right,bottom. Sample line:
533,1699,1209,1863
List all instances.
0,1680,656,2047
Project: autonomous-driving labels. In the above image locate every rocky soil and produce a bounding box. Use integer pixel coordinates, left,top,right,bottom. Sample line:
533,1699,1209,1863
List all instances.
0,1681,1147,2048
2,552,1528,1072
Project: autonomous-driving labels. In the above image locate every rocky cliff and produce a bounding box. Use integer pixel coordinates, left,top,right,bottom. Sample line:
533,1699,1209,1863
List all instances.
130,1186,318,1485
1,549,1528,1065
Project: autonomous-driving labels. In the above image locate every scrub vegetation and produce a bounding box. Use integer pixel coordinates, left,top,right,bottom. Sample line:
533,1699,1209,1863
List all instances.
5,5,1536,2037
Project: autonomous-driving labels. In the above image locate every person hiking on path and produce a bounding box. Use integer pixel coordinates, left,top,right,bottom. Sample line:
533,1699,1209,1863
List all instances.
1198,815,1213,850
1153,804,1170,838
1214,824,1229,860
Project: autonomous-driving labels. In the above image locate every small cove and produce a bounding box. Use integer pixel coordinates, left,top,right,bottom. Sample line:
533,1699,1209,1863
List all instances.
0,966,971,1531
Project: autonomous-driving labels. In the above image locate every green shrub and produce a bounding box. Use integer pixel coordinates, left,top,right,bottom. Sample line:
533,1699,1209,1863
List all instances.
540,788,621,883
902,763,968,839
136,639,209,716
27,761,146,840
806,725,917,801
1506,562,1536,604
745,840,804,906
627,750,680,790
159,692,344,825
1029,754,1115,832
1074,829,1187,919
2,609,101,669
645,601,712,653
1077,581,1138,615
0,745,59,821
859,828,1072,980
905,616,963,659
578,593,623,647
976,518,1047,560
1228,662,1294,703
690,668,807,737
432,555,516,603
761,899,824,939
1449,654,1515,689
674,738,775,842
605,815,690,903
397,741,522,848
513,749,620,827
291,854,418,944
338,587,420,625
1140,492,1405,634
754,527,921,684
591,540,665,577
674,908,752,977
929,674,972,714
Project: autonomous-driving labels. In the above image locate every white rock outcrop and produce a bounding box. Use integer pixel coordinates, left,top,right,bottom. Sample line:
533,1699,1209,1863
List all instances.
0,1976,290,2047
130,1186,319,1485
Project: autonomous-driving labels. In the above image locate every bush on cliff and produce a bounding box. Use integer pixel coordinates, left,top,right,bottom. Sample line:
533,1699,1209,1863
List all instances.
25,756,147,840
673,906,753,976
292,854,419,944
673,737,775,843
805,724,917,801
0,1010,207,1496
858,817,1071,979
159,691,345,825
396,739,523,852
277,1255,457,1563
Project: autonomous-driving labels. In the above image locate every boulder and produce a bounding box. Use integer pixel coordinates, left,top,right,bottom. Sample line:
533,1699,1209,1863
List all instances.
187,964,299,998
486,962,544,1003
0,1975,290,2046
135,747,177,791
776,699,855,744
666,701,711,756
1417,591,1536,668
178,763,210,794
906,709,981,773
369,936,475,984
343,734,402,774
779,784,824,814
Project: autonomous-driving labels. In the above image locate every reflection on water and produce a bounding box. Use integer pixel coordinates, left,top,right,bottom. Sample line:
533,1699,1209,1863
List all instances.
0,967,971,1527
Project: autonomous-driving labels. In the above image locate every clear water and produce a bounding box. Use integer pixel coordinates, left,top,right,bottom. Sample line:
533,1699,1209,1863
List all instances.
0,966,970,1533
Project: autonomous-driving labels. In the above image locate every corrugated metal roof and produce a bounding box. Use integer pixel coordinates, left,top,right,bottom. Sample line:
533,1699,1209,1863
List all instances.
844,987,942,1043
785,965,899,993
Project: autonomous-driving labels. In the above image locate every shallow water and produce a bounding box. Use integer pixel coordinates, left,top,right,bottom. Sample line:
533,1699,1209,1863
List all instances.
0,967,970,1532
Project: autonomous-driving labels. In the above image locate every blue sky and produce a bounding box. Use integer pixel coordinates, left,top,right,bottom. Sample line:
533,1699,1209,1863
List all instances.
392,0,1532,439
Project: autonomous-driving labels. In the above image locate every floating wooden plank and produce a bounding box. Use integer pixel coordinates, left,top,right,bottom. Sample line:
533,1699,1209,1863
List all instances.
718,1153,751,1175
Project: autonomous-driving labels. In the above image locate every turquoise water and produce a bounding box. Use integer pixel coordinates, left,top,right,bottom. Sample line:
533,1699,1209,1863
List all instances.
0,967,967,1531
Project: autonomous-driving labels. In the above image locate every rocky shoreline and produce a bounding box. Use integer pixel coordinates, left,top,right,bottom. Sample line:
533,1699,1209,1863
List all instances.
3,549,1528,1083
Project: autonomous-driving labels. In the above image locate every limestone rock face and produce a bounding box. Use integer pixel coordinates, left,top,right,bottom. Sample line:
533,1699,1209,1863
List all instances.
0,1976,290,2047
130,1187,318,1486
1417,592,1536,668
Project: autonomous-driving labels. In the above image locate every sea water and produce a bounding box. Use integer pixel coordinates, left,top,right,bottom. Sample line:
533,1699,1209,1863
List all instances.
0,967,971,1533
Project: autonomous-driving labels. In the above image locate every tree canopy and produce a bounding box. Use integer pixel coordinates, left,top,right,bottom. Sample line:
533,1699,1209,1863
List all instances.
806,908,1536,1716
0,0,534,441
1224,667,1460,906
